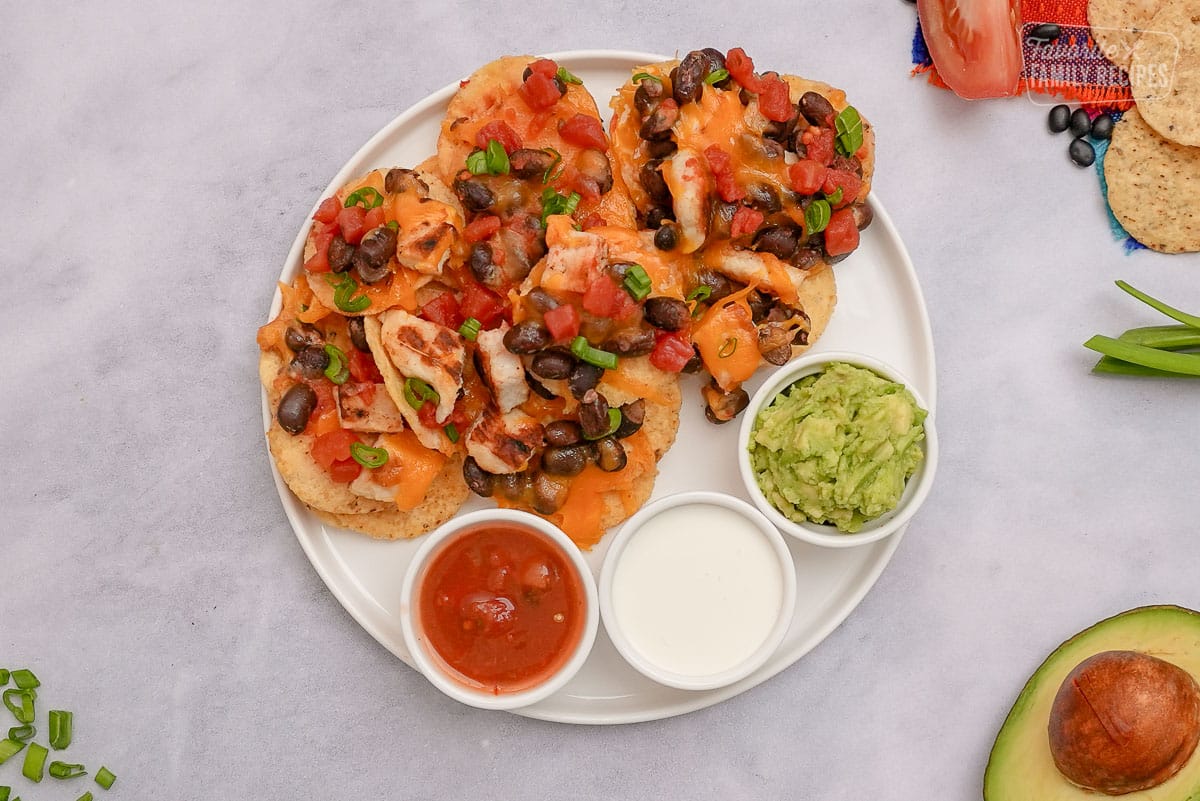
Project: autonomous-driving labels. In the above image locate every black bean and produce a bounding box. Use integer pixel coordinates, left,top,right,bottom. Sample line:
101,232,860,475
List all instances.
640,161,672,205
544,420,583,447
645,139,677,159
1026,23,1061,44
639,99,679,141
1069,137,1096,167
578,149,613,195
525,370,557,400
347,317,370,352
645,206,673,229
702,382,750,424
698,48,727,83
654,222,679,251
614,399,645,439
462,457,495,498
799,91,835,127
495,472,529,502
792,247,823,270
695,270,735,302
746,182,782,213
747,290,772,324
1048,104,1071,134
532,473,569,514
542,444,592,477
578,389,612,440
468,242,500,286
753,225,800,260
853,204,875,232
1090,114,1114,141
454,175,495,212
526,288,559,313
643,297,690,331
634,76,666,116
594,437,627,472
673,51,707,105
277,383,317,434
504,320,550,354
568,362,603,399
384,168,427,195
285,324,322,353
758,321,793,359
327,234,355,273
531,349,575,380
353,225,397,284
509,148,557,180
1069,108,1091,138
604,328,656,357
682,346,703,374
290,345,330,379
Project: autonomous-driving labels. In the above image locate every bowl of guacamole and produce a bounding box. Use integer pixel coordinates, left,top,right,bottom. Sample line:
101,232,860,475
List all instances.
737,352,938,548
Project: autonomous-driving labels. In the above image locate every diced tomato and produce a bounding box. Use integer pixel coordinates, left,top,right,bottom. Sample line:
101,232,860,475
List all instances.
328,458,362,484
824,208,860,256
528,58,559,78
580,212,606,230
459,281,506,329
476,121,522,153
543,303,580,342
313,197,341,224
337,206,368,244
582,276,637,319
303,223,335,273
822,169,862,208
519,72,561,111
311,429,360,471
788,160,827,196
725,48,763,93
804,127,836,166
348,349,383,383
757,74,794,122
417,401,438,429
463,215,501,244
704,145,745,203
363,206,386,233
649,332,694,373
303,380,338,436
730,206,765,238
419,291,463,330
917,0,1022,99
559,114,608,151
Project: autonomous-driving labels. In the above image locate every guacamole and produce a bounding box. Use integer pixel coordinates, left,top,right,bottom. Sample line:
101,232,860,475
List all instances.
748,362,927,533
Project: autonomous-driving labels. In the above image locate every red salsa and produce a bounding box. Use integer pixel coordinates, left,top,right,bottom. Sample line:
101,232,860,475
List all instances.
418,524,585,694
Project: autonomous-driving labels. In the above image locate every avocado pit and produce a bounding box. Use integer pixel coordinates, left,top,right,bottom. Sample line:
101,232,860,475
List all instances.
1048,650,1200,794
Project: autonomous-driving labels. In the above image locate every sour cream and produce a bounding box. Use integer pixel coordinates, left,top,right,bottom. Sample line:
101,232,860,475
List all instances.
601,493,796,690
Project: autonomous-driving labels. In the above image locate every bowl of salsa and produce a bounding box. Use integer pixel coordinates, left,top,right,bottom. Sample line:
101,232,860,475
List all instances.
400,509,598,710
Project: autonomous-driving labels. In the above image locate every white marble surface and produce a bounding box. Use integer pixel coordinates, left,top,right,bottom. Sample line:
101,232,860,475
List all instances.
3,2,1199,798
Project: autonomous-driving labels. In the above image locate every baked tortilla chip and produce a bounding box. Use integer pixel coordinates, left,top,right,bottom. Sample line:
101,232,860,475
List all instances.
1129,0,1200,146
1088,0,1163,69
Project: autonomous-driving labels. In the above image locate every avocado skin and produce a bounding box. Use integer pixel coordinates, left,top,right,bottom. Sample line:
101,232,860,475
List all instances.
983,605,1200,801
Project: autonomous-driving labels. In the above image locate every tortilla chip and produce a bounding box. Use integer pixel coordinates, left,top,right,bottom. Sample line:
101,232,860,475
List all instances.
1089,0,1163,69
1105,106,1200,253
1129,0,1200,146
790,264,837,357
598,355,682,461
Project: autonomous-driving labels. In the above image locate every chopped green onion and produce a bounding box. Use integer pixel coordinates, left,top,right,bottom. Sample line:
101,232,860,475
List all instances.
631,72,660,83
805,199,831,236
584,408,622,441
9,672,37,691
1118,324,1200,350
0,785,8,801
541,147,563,184
0,739,24,765
540,187,581,226
350,442,388,469
569,336,619,370
3,690,34,724
686,286,712,303
834,106,864,156
704,68,730,85
824,186,844,206
458,317,481,341
77,793,95,801
7,726,33,743
323,344,349,385
1115,280,1200,328
444,423,460,443
0,670,9,686
49,762,87,780
485,139,510,175
1084,335,1200,376
718,337,739,358
343,186,384,209
22,742,47,783
403,377,440,410
94,766,116,790
333,277,370,313
623,264,652,301
556,66,583,85
386,220,399,231
465,149,488,175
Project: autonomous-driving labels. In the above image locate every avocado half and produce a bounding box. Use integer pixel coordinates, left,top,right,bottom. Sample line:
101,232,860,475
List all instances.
984,605,1200,801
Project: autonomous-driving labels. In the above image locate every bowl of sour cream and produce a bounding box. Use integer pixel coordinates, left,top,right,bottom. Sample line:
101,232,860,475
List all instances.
598,491,796,691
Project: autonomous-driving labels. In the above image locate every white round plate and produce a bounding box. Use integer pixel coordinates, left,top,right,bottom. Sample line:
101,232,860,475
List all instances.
262,50,936,725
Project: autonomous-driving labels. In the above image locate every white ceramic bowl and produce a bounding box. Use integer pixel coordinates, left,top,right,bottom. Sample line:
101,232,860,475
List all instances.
399,509,598,711
737,351,938,549
599,491,796,691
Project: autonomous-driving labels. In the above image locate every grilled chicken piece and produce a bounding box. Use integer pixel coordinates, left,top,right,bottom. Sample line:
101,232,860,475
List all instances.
377,309,464,423
391,178,461,276
465,407,543,474
663,148,710,254
475,324,529,413
336,383,406,432
538,215,608,294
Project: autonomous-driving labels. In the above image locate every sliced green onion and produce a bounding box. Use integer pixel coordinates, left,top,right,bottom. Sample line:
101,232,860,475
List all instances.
466,149,488,175
95,766,116,790
333,275,370,313
686,286,712,303
9,671,37,691
323,344,349,385
704,68,730,85
444,423,460,443
343,186,384,209
623,264,652,301
834,105,864,156
1084,335,1200,376
1118,324,1200,350
77,793,95,801
0,670,9,686
350,442,388,469
631,72,660,84
718,337,739,358
403,377,440,410
569,336,619,370
824,186,844,206
458,317,481,341
1115,280,1200,328
48,710,71,750
0,739,24,765
540,188,581,226
49,761,87,780
485,139,510,175
7,726,33,743
556,66,583,85
541,147,563,184
584,408,622,441
1092,356,1195,377
3,690,35,724
386,220,399,231
805,199,831,236
22,741,47,782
